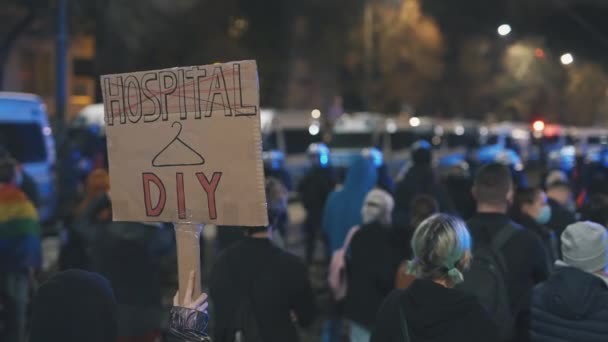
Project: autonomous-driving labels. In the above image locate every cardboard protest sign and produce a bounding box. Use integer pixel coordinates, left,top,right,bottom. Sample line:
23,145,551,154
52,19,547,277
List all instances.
101,60,268,227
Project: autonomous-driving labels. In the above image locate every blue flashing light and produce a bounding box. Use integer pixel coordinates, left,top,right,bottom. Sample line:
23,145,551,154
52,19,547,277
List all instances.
319,154,329,167
369,148,383,167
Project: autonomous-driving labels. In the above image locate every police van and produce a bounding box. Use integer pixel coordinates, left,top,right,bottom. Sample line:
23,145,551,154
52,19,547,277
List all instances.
329,112,385,168
260,109,322,188
0,92,56,222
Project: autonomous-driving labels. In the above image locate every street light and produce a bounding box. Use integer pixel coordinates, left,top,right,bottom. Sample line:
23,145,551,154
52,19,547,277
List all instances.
560,53,574,65
497,24,512,37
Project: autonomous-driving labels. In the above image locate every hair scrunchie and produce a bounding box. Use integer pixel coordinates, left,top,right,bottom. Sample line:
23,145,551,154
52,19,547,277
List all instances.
406,259,418,276
447,267,464,284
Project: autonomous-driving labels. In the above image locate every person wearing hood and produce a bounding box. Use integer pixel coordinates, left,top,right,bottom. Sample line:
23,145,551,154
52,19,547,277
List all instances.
394,141,454,226
323,156,377,254
512,187,559,268
530,221,608,342
29,269,211,342
322,157,376,342
344,189,400,341
371,214,498,342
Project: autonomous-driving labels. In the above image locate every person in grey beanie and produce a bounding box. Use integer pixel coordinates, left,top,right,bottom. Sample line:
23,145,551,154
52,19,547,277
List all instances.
530,221,608,342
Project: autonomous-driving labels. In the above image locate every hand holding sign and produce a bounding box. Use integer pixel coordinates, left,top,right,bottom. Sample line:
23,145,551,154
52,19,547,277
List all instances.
174,270,209,312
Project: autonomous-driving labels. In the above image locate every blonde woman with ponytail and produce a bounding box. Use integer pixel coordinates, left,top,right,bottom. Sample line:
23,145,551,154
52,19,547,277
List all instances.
371,214,498,342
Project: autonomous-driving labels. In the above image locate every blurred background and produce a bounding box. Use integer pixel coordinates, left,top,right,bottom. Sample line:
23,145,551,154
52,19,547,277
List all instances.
3,0,608,123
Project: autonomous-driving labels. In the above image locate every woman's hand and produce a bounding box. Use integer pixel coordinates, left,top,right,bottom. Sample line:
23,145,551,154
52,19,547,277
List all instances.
173,270,209,312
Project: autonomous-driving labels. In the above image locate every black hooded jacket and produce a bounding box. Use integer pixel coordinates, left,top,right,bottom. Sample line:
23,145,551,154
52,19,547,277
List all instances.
531,266,608,342
371,279,499,342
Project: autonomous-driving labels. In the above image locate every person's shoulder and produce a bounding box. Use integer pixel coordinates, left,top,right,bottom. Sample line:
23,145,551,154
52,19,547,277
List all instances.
276,247,307,269
509,222,541,243
379,288,405,310
0,186,38,222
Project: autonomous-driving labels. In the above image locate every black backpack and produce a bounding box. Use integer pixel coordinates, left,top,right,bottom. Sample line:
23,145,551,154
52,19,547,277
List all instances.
457,223,518,341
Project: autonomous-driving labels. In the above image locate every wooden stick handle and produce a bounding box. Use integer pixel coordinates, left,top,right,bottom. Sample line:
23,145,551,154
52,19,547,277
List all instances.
175,223,202,302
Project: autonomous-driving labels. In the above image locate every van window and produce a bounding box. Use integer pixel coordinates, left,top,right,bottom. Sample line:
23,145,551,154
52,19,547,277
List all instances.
588,136,605,145
331,132,375,149
390,130,416,150
0,123,47,162
446,133,479,148
284,129,320,154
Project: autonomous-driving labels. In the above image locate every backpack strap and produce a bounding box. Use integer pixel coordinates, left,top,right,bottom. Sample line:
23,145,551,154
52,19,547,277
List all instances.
489,223,518,276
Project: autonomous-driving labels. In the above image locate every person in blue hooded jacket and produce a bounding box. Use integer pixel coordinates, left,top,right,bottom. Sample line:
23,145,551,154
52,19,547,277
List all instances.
530,221,608,342
322,156,377,254
321,156,376,342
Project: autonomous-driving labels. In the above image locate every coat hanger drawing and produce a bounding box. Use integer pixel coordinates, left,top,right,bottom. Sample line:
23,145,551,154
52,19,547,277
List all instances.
151,121,205,167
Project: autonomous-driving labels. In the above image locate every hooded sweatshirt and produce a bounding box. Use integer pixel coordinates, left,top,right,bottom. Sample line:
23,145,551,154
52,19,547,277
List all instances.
29,270,118,342
323,157,377,252
371,279,499,342
530,266,608,342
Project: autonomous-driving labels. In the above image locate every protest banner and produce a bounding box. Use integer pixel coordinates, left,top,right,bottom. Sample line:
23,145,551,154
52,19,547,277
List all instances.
101,60,267,299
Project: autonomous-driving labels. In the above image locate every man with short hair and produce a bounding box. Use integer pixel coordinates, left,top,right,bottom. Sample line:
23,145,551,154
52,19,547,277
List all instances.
466,163,549,342
530,221,608,342
209,178,316,342
0,155,41,342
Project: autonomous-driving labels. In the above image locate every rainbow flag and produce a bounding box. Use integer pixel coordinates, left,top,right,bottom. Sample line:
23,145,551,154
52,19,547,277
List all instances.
0,185,41,272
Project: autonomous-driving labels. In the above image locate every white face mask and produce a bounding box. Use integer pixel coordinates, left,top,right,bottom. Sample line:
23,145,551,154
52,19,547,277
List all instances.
362,203,383,224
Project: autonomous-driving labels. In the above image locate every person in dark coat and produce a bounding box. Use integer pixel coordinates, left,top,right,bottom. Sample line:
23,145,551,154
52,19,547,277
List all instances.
512,187,559,268
467,163,550,342
371,214,498,342
298,143,336,263
580,193,608,227
545,180,576,254
530,221,608,342
209,178,316,342
442,162,476,220
394,141,454,226
345,189,400,341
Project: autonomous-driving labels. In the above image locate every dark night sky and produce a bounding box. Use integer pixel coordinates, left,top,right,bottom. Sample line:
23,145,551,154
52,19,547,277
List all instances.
424,0,608,65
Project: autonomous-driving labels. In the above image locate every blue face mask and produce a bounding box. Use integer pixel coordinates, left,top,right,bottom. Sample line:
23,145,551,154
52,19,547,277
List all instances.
535,205,552,225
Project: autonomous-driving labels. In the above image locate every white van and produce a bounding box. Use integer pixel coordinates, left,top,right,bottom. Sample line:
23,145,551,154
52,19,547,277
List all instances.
261,109,322,187
0,92,56,222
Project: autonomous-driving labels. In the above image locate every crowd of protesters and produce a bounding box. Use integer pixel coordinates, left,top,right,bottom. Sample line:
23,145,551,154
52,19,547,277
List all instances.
2,135,608,342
